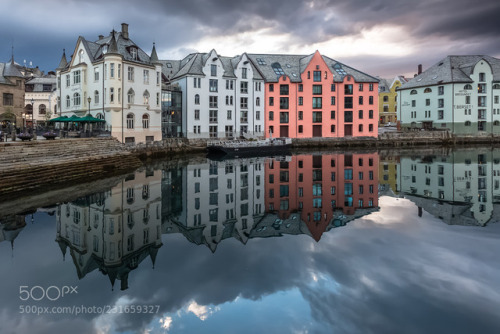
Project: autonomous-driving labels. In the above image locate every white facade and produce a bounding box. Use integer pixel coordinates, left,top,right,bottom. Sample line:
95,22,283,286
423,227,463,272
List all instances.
171,50,265,139
24,76,58,126
57,26,162,143
399,56,500,134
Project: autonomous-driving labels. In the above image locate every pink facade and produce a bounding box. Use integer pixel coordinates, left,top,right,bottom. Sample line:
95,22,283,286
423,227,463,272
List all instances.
260,51,378,139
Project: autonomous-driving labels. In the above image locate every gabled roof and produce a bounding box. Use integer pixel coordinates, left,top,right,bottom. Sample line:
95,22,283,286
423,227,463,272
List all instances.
3,58,24,78
400,55,500,90
60,28,156,71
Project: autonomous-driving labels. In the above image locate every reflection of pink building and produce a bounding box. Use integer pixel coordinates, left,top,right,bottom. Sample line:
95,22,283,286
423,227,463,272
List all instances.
248,51,379,138
265,154,379,241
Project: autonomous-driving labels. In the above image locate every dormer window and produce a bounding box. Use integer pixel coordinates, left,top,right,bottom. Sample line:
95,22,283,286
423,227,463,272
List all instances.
102,45,108,54
130,47,137,60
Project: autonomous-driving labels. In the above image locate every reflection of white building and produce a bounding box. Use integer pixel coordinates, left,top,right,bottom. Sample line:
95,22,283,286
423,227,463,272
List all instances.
164,157,266,252
57,23,162,143
56,168,162,290
398,150,500,226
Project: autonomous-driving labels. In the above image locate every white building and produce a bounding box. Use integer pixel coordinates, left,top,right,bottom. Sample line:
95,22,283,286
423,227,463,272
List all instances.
24,75,57,127
57,23,162,144
398,55,500,134
161,50,265,139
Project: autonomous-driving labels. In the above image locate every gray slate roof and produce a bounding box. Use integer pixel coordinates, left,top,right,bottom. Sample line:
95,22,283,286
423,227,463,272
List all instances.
400,55,500,90
60,29,156,70
161,51,264,81
246,53,379,83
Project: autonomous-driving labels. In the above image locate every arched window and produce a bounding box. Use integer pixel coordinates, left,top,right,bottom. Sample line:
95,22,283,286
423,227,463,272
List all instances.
494,120,500,126
410,90,417,95
66,95,70,108
256,97,260,106
25,104,33,115
96,113,104,120
94,90,99,104
127,88,135,104
465,121,471,126
493,84,500,89
73,92,81,106
464,84,473,90
39,104,46,115
383,96,388,102
142,114,150,129
143,90,150,104
424,88,432,93
195,94,200,105
126,113,134,129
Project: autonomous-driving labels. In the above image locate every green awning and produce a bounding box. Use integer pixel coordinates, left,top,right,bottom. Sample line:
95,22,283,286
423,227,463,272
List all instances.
79,114,105,122
49,116,69,122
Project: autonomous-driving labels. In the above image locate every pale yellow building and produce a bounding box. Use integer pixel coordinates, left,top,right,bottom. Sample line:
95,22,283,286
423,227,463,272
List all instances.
378,76,408,124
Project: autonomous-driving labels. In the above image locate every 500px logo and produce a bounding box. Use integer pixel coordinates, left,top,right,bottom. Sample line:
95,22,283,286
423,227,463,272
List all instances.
19,286,78,301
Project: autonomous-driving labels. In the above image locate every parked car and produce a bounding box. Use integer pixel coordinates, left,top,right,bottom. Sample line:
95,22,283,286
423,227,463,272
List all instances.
384,122,396,127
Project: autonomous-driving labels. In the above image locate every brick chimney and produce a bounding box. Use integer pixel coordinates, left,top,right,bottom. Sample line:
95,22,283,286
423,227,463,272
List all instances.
417,64,422,75
121,23,129,39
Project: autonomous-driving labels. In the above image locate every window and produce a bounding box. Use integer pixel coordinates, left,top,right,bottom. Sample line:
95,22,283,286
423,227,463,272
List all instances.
359,96,364,105
312,112,322,123
2,93,13,106
211,64,217,76
312,85,322,94
269,97,274,106
94,67,99,81
331,84,335,92
242,67,247,79
298,125,303,133
227,110,231,120
331,110,335,119
313,71,321,82
39,104,46,115
110,87,114,103
269,111,274,120
127,88,135,104
241,97,248,109
73,92,81,106
369,96,373,105
127,67,134,81
369,83,374,91
195,94,200,105
142,114,150,128
209,110,218,123
438,86,444,95
66,95,70,107
298,110,303,120
424,88,432,93
143,70,149,84
383,96,388,102
118,64,121,78
269,84,274,92
344,84,353,94
110,63,115,78
344,97,353,108
438,99,444,108
426,98,430,106
194,109,200,120
210,79,218,92
312,97,322,109
73,70,81,84
358,110,363,119
345,110,353,122
479,72,485,82
280,97,288,109
280,112,289,123
143,90,150,104
256,97,260,106
126,113,134,129
209,126,218,138
298,97,303,106
369,110,373,119
66,74,70,87
240,81,248,93
210,96,218,108
94,90,99,104
299,84,303,92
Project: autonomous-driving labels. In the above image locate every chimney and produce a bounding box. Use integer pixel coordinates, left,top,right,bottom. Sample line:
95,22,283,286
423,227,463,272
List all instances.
98,35,104,40
417,64,422,75
121,23,129,39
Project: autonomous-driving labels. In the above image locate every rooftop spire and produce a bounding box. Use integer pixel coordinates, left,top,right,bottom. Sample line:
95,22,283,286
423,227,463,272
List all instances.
57,49,68,70
108,30,119,54
150,42,159,64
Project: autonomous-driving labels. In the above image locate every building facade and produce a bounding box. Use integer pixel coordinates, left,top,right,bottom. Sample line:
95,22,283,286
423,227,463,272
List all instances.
24,75,58,128
378,76,407,125
398,55,500,133
247,51,379,138
0,58,25,129
161,50,265,139
57,23,162,143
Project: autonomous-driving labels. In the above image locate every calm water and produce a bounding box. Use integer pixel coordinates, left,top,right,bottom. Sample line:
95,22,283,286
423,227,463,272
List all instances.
1,148,499,334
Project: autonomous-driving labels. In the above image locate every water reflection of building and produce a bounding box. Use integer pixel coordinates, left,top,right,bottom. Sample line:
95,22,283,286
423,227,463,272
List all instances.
265,154,380,241
55,168,163,290
0,215,26,249
164,157,266,252
378,155,399,196
398,151,500,226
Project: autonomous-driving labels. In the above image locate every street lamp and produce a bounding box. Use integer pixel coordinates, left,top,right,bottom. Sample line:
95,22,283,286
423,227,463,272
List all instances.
31,98,34,134
87,97,91,137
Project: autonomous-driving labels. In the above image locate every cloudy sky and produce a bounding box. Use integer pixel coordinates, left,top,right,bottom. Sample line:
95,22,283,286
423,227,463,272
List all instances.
1,0,500,78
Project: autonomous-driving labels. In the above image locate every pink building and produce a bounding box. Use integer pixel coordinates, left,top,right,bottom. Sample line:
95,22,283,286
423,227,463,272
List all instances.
248,51,379,138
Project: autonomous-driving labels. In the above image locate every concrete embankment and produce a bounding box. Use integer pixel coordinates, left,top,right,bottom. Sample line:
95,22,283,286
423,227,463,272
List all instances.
0,138,141,200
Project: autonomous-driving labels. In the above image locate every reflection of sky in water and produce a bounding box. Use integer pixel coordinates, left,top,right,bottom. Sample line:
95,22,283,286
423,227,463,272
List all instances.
1,196,500,334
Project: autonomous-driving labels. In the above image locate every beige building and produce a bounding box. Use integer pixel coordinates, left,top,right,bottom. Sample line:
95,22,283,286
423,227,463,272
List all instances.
0,58,25,129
